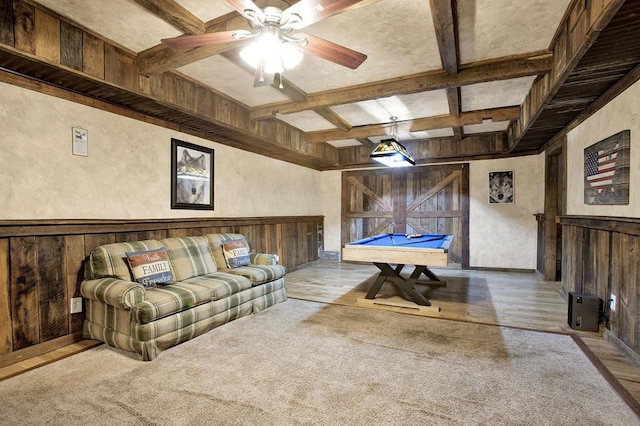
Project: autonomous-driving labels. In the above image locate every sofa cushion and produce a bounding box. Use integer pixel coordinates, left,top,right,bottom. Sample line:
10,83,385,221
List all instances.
126,248,174,287
161,236,217,281
222,238,251,268
91,240,165,281
206,233,246,271
181,271,252,300
226,264,286,286
132,282,213,323
250,253,279,266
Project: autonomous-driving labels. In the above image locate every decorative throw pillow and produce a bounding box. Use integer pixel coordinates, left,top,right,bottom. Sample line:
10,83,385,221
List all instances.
222,238,251,268
126,248,174,287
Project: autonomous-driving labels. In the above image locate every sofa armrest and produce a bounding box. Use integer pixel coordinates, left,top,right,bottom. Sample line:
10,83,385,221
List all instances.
250,253,279,266
81,277,145,310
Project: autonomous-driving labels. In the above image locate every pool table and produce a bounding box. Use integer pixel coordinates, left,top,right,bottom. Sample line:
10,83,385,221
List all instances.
342,233,454,306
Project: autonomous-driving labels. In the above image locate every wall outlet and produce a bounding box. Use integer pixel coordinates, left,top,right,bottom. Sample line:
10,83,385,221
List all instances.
70,297,83,314
610,294,616,312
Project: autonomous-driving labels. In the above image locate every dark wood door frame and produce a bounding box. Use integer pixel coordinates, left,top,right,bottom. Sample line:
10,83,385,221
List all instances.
539,138,566,281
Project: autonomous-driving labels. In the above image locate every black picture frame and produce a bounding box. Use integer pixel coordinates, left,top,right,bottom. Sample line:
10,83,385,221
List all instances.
488,170,514,204
171,138,214,210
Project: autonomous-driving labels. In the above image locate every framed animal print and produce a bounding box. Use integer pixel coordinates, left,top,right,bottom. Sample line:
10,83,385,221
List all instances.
488,170,514,204
171,138,214,210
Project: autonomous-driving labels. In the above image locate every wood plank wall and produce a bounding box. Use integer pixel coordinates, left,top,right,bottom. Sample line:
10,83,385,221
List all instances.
0,0,334,169
559,215,640,357
508,0,622,148
0,216,323,367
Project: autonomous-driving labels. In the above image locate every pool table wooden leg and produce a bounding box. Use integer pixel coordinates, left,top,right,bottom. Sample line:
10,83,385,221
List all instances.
367,263,432,306
409,265,441,282
365,263,404,300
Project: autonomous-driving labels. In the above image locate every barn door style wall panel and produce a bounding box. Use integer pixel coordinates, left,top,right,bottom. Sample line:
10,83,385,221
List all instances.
0,216,323,369
342,164,469,268
559,216,640,360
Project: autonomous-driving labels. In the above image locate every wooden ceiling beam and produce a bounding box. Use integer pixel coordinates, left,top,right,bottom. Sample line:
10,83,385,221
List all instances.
447,87,463,141
430,0,462,141
315,108,352,131
446,87,460,117
431,0,460,119
250,51,551,119
452,126,463,142
356,138,376,149
429,0,458,75
131,0,205,35
305,106,520,143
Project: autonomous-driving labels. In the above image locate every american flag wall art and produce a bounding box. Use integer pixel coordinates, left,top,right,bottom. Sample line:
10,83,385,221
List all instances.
583,130,630,205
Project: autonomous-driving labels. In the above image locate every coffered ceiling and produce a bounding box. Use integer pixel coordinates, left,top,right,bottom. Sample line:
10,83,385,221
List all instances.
0,0,638,169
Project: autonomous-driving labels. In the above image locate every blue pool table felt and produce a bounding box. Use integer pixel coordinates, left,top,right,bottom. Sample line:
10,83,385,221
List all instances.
348,233,452,249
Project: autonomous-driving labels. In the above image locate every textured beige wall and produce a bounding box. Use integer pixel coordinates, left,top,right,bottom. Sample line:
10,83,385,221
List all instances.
319,170,342,253
566,79,640,217
0,82,322,219
469,155,544,269
1,81,544,268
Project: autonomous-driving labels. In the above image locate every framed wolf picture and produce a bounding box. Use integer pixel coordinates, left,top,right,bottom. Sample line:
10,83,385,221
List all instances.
171,138,214,210
488,170,514,204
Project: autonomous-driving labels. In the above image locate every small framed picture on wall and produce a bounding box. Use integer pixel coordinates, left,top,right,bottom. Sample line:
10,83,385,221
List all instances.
171,138,214,210
488,170,514,204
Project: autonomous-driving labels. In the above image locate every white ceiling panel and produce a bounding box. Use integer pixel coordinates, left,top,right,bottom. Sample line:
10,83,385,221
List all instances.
174,0,234,22
464,121,510,134
282,0,441,93
36,0,182,52
332,90,450,126
405,128,455,139
276,111,336,132
327,139,364,148
461,76,536,112
179,56,289,107
457,0,572,64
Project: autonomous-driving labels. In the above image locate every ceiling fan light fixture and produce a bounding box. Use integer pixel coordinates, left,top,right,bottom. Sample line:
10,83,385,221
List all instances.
370,139,415,168
239,28,304,75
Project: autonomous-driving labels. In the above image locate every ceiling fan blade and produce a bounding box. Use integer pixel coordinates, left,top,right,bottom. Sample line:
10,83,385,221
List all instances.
226,0,265,22
283,0,364,29
296,33,367,69
162,30,249,50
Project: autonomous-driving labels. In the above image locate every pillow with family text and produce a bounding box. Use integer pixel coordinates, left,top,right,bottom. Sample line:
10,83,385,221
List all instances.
222,238,251,269
126,248,174,287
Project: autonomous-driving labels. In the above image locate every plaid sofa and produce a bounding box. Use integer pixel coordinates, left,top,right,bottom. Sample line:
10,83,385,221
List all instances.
80,233,286,360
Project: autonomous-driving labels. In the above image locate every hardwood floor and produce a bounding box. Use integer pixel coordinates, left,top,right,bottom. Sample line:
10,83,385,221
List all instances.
2,261,640,414
286,262,574,332
285,261,640,409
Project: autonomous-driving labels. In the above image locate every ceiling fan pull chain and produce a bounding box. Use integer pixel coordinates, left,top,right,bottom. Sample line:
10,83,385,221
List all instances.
259,58,265,83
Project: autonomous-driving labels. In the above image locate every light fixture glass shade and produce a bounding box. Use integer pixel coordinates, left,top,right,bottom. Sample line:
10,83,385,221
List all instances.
239,36,303,74
370,139,416,167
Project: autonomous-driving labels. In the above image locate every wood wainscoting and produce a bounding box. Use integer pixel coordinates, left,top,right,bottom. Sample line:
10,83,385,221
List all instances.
0,216,323,368
559,215,640,360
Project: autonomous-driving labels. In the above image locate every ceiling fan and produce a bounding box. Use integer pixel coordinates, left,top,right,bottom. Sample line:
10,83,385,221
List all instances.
161,0,368,87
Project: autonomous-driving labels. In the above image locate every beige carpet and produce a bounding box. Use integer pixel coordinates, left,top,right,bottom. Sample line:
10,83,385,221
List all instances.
1,299,638,425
